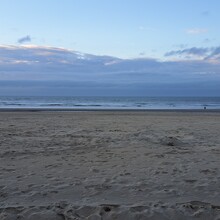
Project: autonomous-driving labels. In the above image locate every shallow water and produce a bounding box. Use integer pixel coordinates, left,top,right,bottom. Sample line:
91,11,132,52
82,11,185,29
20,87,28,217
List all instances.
0,96,220,109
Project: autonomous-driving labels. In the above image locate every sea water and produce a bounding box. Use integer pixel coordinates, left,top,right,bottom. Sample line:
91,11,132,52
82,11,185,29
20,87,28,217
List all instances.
0,96,220,109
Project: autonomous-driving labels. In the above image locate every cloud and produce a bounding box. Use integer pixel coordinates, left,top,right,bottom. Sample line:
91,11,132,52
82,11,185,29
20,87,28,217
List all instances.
0,45,220,96
139,52,145,56
164,46,220,61
211,47,220,56
17,35,32,44
164,47,211,57
186,28,208,35
172,44,188,49
206,47,220,60
138,26,156,31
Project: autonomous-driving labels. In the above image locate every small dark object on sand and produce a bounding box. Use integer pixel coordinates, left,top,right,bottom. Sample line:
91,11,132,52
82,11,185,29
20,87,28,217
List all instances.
103,207,111,212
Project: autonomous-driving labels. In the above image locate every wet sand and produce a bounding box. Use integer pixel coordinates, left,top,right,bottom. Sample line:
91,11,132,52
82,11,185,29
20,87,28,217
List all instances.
0,111,220,219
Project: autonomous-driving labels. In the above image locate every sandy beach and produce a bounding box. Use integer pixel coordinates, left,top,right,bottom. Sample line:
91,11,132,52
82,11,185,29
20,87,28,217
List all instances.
0,111,220,219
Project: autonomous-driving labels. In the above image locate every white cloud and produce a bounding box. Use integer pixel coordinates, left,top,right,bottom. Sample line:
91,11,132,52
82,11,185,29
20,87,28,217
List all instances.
186,28,208,35
138,26,156,31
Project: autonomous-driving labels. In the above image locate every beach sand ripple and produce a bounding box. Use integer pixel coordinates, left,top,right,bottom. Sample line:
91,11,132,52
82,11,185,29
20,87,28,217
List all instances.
0,111,220,219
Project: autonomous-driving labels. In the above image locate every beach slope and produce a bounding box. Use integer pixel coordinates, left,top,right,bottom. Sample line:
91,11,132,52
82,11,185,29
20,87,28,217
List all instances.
0,111,220,219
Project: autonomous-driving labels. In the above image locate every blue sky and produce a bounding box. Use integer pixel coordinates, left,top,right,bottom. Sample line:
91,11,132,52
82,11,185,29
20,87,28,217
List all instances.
0,0,220,96
1,0,220,58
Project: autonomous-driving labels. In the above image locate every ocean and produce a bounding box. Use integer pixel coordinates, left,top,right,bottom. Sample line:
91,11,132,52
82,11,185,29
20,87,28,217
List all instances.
0,96,220,110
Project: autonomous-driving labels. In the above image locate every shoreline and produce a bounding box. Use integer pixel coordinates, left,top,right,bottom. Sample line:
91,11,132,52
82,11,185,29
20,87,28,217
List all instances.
0,108,220,112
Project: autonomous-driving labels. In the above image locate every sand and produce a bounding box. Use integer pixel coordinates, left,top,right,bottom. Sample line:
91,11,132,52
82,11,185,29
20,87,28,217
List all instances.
0,110,220,219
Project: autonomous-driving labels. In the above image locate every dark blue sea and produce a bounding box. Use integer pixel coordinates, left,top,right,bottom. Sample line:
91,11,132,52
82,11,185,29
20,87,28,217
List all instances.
0,96,220,109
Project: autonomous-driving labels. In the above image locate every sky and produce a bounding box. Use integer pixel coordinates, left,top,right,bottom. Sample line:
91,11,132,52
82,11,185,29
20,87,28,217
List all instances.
0,0,220,96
